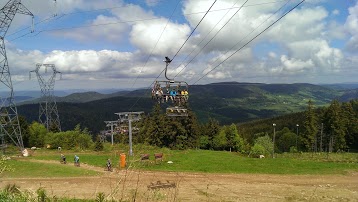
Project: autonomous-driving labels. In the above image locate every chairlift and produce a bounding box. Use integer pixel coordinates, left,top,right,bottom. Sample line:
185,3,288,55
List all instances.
115,124,139,134
152,57,189,117
166,106,188,117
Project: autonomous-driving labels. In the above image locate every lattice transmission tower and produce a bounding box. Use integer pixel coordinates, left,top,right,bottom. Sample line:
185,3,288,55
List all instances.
0,0,34,152
30,64,62,132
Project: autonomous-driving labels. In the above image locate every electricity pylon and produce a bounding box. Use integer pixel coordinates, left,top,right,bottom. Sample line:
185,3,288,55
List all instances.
30,64,62,132
0,0,34,152
115,112,143,156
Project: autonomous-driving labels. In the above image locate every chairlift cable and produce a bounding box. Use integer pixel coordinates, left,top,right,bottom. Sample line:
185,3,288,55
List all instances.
173,0,250,80
187,0,292,84
129,0,218,111
191,0,301,85
169,0,218,64
130,0,181,89
8,0,286,42
6,0,164,38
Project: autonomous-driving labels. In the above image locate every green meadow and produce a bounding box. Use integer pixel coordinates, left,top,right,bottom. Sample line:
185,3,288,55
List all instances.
3,145,357,177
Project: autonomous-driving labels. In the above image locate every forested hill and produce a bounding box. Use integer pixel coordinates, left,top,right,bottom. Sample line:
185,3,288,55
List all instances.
17,82,357,134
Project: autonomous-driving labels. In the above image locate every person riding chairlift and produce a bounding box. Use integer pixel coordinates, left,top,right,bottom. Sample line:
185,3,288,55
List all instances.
156,88,163,103
169,89,177,103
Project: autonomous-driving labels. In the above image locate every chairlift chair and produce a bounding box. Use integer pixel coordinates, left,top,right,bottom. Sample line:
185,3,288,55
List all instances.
152,57,189,117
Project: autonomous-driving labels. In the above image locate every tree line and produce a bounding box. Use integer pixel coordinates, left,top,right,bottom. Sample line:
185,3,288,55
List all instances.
7,99,358,155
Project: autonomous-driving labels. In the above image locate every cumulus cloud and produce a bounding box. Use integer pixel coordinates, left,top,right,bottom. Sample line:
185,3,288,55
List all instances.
130,19,191,55
145,0,160,7
51,15,130,43
267,6,328,43
332,9,340,15
2,0,356,89
345,1,358,52
206,71,231,79
280,55,314,72
5,44,164,85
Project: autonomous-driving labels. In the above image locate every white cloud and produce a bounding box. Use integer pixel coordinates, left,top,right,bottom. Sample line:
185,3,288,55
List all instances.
51,15,129,43
345,1,358,52
268,52,277,58
267,6,328,43
332,9,340,16
280,55,314,72
2,0,356,89
5,44,165,85
145,0,159,7
207,71,231,79
130,19,191,55
326,21,346,39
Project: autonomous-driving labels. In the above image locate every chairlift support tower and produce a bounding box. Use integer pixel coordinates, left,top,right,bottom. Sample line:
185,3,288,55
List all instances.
30,64,62,132
0,0,34,152
104,120,118,145
115,112,143,156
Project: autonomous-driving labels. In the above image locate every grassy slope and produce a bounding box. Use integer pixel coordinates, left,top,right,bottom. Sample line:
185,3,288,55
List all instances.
141,150,358,175
21,148,358,176
3,160,99,178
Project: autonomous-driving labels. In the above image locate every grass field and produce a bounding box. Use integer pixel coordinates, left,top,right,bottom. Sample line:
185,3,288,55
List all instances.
4,160,99,178
1,146,358,201
9,145,357,176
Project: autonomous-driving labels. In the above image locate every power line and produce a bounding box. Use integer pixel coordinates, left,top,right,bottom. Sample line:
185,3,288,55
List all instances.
7,0,165,38
191,0,300,85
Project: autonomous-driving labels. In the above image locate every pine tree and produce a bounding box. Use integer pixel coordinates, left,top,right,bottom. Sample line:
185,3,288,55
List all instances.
94,135,104,151
341,101,357,150
225,124,244,152
302,100,318,151
201,118,220,149
145,104,165,147
179,108,200,149
323,100,347,151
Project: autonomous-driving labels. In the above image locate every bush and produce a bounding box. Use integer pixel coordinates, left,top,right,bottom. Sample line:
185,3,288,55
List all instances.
289,146,298,153
36,187,47,202
0,156,12,175
250,143,266,158
254,135,273,155
94,135,104,151
44,125,94,150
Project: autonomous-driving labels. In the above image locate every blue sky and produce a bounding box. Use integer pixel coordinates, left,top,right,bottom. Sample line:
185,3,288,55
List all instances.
1,0,358,92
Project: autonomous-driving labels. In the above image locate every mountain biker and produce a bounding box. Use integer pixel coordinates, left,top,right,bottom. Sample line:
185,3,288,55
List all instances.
74,155,80,166
106,159,112,171
60,154,66,164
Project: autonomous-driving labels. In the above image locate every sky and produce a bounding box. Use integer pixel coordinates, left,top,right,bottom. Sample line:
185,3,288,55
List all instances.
1,0,358,92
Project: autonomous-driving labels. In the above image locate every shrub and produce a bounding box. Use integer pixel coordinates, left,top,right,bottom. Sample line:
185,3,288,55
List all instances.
250,143,266,157
94,135,104,151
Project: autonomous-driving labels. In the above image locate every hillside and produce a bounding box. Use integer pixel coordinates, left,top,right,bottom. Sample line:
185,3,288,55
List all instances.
17,82,354,134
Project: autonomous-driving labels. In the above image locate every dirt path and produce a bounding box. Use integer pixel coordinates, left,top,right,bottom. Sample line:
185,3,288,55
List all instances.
1,159,358,201
16,158,109,173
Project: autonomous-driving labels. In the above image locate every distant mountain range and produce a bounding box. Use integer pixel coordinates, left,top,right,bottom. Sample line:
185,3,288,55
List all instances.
16,82,358,134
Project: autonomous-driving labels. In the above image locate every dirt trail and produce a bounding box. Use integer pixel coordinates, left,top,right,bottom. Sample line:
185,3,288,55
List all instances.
1,159,358,201
16,158,109,173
